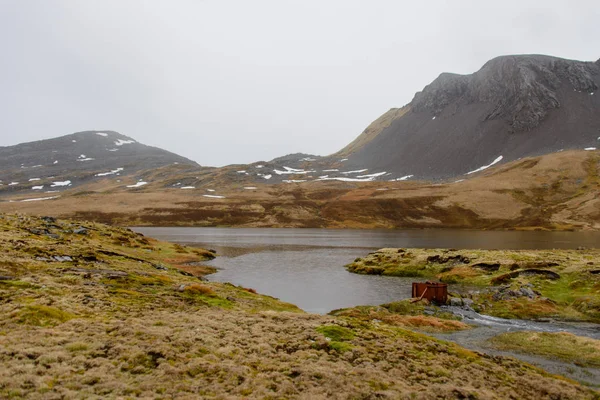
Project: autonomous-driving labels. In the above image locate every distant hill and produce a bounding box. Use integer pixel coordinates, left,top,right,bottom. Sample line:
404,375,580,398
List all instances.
0,130,198,194
333,54,600,180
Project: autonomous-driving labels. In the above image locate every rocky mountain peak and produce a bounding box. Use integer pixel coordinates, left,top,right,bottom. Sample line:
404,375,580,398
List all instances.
411,54,599,132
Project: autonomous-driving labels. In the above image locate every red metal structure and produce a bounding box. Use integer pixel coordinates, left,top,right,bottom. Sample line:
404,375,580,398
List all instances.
411,281,448,304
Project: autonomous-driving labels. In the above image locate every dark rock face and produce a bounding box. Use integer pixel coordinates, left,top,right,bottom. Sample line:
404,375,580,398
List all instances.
414,55,598,132
339,54,600,180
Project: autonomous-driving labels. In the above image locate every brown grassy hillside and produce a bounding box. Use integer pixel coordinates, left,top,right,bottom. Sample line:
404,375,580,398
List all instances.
0,150,599,230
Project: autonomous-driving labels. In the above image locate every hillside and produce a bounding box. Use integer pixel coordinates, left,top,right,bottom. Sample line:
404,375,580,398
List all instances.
333,54,600,180
0,214,595,398
0,130,198,195
0,149,598,230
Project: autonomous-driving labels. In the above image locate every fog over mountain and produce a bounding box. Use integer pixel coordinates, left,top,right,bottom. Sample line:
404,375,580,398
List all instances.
1,1,599,166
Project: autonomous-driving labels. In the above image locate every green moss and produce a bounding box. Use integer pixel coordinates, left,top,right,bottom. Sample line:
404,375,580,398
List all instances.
16,305,75,326
0,280,37,290
316,325,355,342
328,341,353,353
490,331,600,368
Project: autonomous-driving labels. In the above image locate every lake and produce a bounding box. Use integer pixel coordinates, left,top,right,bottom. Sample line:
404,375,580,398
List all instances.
133,227,600,314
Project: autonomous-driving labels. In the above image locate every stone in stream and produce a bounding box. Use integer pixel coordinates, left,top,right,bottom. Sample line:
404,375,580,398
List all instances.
449,297,463,306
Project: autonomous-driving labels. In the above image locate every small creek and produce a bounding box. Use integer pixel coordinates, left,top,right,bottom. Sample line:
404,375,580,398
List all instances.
134,227,600,386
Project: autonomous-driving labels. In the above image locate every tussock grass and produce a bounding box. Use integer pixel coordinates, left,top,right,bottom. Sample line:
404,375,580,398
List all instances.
0,214,595,399
491,331,600,368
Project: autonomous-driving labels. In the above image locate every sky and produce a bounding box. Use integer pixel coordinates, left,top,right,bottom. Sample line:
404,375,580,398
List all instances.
1,1,599,167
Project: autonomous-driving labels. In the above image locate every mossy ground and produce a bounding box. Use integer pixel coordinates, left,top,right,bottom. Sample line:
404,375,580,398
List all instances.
490,331,600,368
0,215,596,399
347,247,600,322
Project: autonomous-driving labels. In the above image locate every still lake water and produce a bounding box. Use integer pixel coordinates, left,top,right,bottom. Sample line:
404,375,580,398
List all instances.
133,227,600,314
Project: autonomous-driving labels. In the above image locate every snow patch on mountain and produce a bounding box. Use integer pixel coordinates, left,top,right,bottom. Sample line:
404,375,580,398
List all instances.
466,156,503,175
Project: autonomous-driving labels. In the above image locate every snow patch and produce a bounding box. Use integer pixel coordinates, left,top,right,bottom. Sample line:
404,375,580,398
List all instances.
466,156,503,175
126,181,148,188
181,186,195,189
316,177,374,182
107,148,119,152
339,158,348,162
237,170,247,173
29,178,41,181
585,147,597,151
8,182,19,186
72,140,77,143
255,165,264,168
77,158,95,162
299,157,316,162
53,160,58,164
454,179,465,183
96,132,108,137
206,189,215,192
394,175,414,181
21,196,60,202
95,167,124,177
32,185,44,190
432,116,436,120
322,169,339,172
340,169,368,175
261,174,272,180
114,139,136,146
203,195,225,199
244,187,257,190
273,166,314,175
356,171,387,178
51,180,71,187
283,180,306,183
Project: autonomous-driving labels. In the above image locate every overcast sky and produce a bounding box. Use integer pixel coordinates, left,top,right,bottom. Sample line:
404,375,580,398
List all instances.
1,1,599,166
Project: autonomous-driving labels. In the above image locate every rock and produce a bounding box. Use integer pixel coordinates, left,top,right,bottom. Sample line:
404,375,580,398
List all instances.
35,257,51,262
53,256,73,262
41,216,56,223
471,262,501,272
153,264,168,271
449,297,463,306
577,246,587,250
45,233,60,240
208,249,217,254
0,276,17,281
462,298,474,307
178,270,194,277
427,254,470,264
28,228,48,235
178,284,186,292
519,287,536,299
74,228,88,235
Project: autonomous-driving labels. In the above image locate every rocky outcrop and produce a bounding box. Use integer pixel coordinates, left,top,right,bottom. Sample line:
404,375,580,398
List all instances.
412,55,599,132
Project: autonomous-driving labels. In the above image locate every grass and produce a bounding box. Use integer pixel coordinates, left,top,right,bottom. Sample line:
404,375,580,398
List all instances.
490,331,600,368
0,214,596,399
330,300,470,333
14,305,75,327
347,247,600,322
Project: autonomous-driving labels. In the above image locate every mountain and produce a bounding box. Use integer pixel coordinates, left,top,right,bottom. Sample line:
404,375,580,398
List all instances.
0,130,198,193
334,54,600,180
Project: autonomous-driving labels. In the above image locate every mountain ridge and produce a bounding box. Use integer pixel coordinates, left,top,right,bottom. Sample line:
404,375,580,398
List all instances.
337,53,600,179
